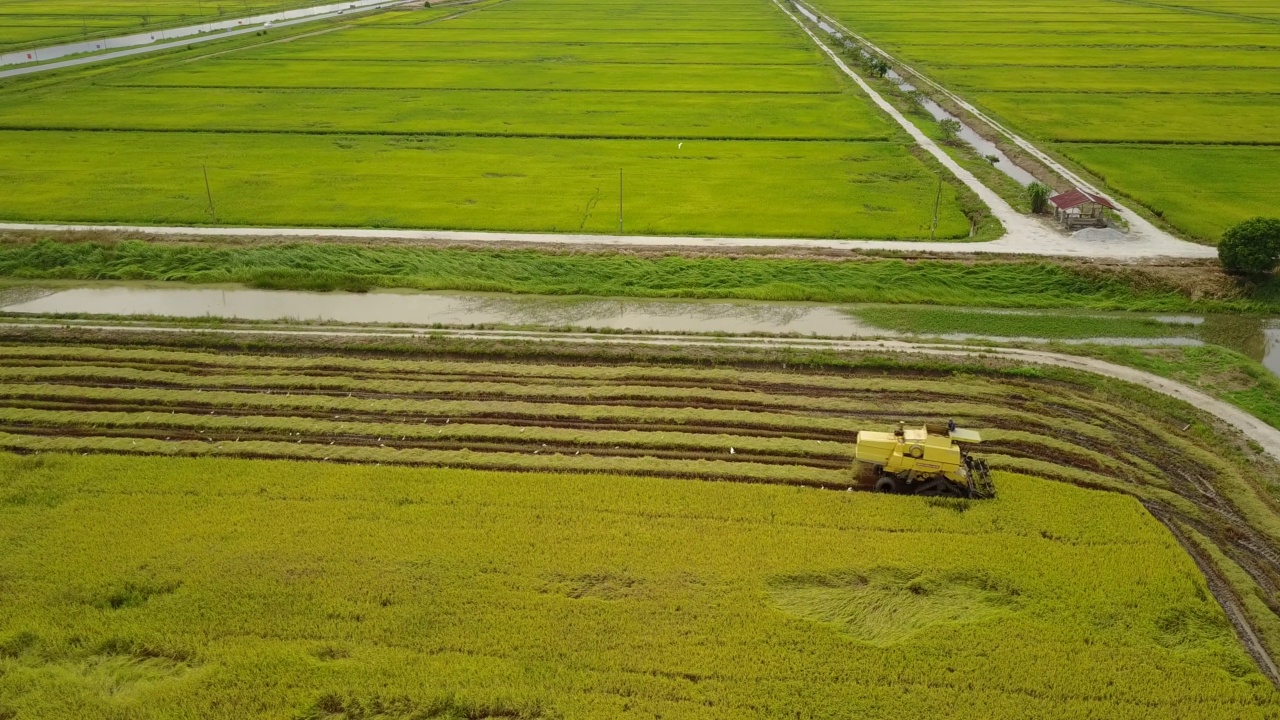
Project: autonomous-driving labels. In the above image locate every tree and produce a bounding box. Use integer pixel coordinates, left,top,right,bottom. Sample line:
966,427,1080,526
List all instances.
1026,182,1051,214
938,118,962,144
1219,217,1280,275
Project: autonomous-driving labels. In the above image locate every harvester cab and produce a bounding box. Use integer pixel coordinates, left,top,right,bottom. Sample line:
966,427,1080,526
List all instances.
854,421,995,498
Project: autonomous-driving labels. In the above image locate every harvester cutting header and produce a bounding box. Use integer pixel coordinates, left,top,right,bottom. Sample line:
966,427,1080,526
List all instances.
855,422,995,499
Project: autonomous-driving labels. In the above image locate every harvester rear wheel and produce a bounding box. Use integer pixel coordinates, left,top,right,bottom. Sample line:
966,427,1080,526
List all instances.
874,475,901,494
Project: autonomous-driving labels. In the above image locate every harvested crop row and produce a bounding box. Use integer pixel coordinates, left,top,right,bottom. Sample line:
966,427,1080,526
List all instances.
0,431,852,487
0,407,854,461
0,345,1020,395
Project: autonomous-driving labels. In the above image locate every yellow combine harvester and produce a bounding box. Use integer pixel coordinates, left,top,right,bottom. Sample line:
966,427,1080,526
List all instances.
855,422,995,498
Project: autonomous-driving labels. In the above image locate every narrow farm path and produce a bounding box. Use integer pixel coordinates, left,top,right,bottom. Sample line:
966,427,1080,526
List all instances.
0,222,1219,259
788,0,1202,255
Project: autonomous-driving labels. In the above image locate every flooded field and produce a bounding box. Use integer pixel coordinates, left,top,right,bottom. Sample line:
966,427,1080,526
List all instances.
4,284,1278,374
0,286,877,336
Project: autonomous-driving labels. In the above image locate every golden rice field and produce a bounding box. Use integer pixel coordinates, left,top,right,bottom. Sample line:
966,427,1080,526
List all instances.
2,330,1280,717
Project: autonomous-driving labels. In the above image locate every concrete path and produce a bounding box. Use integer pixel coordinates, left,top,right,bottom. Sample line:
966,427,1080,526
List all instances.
0,0,407,79
0,221,1219,259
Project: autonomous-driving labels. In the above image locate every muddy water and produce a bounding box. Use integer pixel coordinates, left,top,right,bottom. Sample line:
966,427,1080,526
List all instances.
0,286,878,336
792,2,1037,186
5,285,1278,374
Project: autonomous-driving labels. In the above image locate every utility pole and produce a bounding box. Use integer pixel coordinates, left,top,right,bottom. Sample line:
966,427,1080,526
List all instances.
618,168,624,234
203,165,217,224
929,176,942,241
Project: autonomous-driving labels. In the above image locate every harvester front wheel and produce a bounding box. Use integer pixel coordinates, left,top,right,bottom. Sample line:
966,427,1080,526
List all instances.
874,475,901,494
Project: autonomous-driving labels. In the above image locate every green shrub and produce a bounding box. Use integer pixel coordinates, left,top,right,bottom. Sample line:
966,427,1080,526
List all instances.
1027,182,1051,215
938,118,962,144
1219,217,1280,275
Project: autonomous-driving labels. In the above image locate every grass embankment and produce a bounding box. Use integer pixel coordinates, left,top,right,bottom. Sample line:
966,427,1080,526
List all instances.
5,238,1280,311
3,454,1275,718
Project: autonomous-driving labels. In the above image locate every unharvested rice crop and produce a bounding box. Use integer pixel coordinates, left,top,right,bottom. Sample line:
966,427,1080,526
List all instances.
1,453,1277,718
0,0,973,239
807,0,1280,240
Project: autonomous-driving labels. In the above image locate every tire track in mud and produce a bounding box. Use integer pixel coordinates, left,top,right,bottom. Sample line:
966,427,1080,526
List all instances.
1145,502,1280,686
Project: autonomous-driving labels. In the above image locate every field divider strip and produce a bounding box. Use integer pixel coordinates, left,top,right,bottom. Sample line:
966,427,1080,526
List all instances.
103,83,845,94
0,125,887,141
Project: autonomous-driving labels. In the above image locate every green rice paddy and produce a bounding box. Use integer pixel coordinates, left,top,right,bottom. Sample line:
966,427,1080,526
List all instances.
809,0,1280,241
0,0,975,239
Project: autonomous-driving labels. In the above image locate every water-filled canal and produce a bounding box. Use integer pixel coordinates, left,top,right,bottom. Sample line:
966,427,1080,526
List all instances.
4,285,1276,375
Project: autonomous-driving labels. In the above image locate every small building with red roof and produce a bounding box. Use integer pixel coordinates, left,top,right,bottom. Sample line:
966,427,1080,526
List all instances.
1049,188,1117,229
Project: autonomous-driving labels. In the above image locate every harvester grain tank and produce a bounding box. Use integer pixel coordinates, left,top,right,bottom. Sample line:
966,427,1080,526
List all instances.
855,422,995,498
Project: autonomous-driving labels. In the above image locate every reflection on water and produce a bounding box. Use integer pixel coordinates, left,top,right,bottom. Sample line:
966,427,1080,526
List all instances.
3,286,1277,377
1201,314,1267,359
0,287,877,336
1264,329,1280,376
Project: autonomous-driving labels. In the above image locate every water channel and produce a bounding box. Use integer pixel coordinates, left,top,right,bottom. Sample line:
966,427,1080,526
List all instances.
792,2,1037,186
4,285,1278,375
0,0,401,68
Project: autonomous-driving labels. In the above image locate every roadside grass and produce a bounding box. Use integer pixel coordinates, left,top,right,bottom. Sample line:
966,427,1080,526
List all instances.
2,453,1274,718
6,239,1278,311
